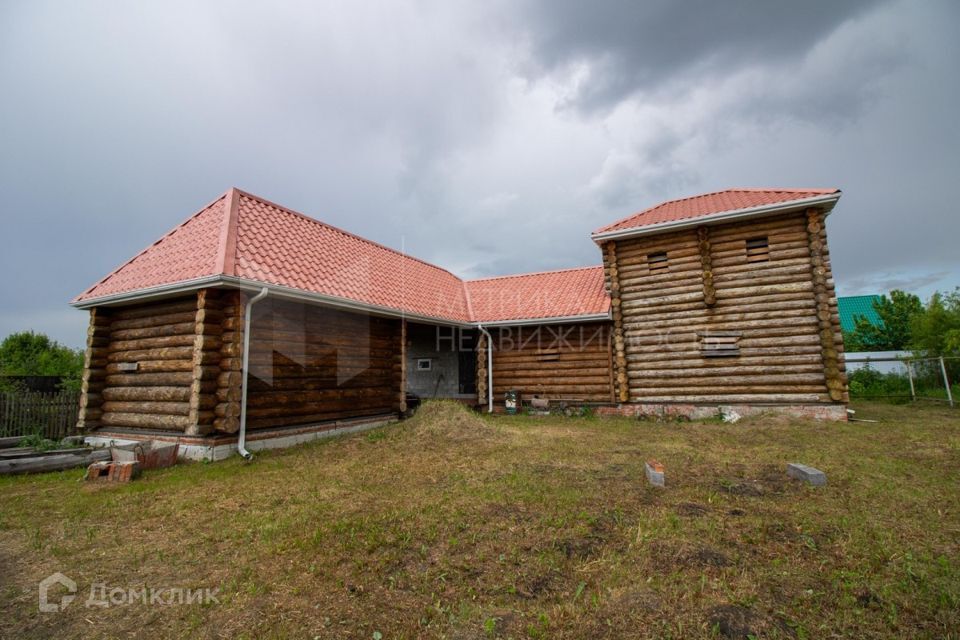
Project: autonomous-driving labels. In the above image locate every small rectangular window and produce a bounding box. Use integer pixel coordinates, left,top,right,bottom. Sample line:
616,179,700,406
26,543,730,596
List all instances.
416,358,432,371
700,332,742,357
648,251,668,274
746,237,769,263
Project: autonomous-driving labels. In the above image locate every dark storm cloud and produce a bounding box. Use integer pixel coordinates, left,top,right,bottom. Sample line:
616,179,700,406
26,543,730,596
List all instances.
517,0,886,112
0,0,957,348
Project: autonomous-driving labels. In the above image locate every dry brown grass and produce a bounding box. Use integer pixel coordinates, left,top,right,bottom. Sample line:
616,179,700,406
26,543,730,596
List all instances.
0,400,958,639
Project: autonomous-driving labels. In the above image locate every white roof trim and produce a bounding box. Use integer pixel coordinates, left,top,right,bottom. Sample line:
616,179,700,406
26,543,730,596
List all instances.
72,275,610,328
479,312,612,327
591,192,841,243
70,275,225,309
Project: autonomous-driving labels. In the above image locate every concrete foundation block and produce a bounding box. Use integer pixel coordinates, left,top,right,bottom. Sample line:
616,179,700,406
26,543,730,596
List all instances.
786,463,826,486
645,459,665,487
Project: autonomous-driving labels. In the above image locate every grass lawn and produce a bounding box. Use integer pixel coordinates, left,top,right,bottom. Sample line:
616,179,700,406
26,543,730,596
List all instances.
1,401,958,639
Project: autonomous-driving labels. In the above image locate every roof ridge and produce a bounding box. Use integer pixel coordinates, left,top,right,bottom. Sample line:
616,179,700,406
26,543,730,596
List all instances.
462,280,476,322
466,264,604,283
732,187,839,194
233,188,464,281
215,188,241,276
72,191,230,302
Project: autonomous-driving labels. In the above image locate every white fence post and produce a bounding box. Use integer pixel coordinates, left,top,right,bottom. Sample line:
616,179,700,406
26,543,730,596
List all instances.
940,357,954,407
906,360,916,401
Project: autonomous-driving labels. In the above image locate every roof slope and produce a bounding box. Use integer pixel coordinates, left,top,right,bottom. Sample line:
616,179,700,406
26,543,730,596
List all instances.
466,266,610,323
837,295,882,332
230,192,471,322
74,189,608,324
594,187,840,235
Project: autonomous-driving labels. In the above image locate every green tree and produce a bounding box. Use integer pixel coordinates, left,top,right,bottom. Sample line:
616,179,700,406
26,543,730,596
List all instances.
847,290,923,351
910,289,960,356
0,331,84,391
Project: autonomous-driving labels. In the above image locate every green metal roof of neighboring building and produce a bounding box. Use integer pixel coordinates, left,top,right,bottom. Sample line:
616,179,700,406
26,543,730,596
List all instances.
838,295,882,332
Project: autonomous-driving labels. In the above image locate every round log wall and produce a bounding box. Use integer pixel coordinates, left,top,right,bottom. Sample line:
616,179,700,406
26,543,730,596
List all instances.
606,210,846,404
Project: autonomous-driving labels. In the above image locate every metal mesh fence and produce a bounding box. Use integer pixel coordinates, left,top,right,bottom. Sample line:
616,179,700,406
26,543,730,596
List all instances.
845,355,958,406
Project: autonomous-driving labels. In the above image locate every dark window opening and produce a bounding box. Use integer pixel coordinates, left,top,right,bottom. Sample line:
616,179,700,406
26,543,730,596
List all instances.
648,251,669,274
746,236,770,263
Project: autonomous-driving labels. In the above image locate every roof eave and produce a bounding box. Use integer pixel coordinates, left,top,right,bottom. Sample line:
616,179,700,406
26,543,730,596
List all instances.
477,312,612,327
72,275,476,327
590,192,841,244
71,275,226,309
71,276,611,327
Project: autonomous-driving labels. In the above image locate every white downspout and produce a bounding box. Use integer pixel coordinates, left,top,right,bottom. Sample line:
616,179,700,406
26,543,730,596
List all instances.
477,324,494,413
238,287,269,460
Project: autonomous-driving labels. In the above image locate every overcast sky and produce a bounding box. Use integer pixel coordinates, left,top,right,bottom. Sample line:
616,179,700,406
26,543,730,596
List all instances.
1,0,957,348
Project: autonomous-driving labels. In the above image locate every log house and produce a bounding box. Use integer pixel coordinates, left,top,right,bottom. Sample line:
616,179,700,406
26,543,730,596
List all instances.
72,186,847,459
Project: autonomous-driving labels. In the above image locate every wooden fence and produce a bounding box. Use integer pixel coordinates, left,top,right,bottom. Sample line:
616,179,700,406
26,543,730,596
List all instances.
0,391,80,440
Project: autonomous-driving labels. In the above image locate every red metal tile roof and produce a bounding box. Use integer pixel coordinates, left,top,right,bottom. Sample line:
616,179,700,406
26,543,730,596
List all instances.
73,189,609,324
466,266,609,323
594,187,840,235
231,192,472,322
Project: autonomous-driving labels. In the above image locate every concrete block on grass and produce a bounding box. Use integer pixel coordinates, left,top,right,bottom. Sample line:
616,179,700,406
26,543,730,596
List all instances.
786,463,826,486
645,459,665,487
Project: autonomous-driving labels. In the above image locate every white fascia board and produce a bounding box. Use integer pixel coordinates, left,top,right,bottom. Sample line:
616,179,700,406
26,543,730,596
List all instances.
591,193,840,243
72,275,474,328
72,277,612,328
478,312,612,327
70,275,226,309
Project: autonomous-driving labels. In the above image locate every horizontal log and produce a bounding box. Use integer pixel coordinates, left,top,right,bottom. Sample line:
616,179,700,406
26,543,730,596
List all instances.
492,383,611,394
107,346,194,362
246,399,395,420
707,213,805,237
629,385,826,395
100,412,193,430
105,360,193,375
628,365,826,379
110,321,198,342
629,353,824,369
251,326,397,345
110,298,198,321
247,386,395,407
106,372,194,387
491,351,610,363
101,401,191,416
711,248,810,269
626,335,820,355
623,317,817,338
626,289,815,320
623,300,814,332
627,393,824,403
109,311,198,331
249,346,393,362
102,386,192,402
0,449,111,475
109,335,196,352
627,373,826,387
492,365,611,376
